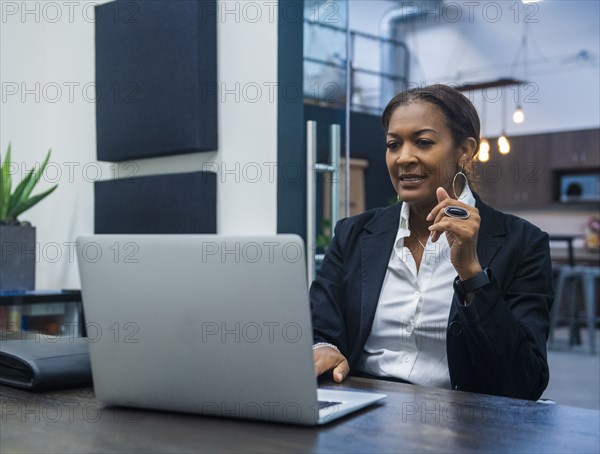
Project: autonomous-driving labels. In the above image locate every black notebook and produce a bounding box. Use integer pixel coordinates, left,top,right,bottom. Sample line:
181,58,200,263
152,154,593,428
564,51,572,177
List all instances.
0,337,92,390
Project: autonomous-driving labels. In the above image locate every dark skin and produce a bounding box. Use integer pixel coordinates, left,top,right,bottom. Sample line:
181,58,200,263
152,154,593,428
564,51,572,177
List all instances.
314,101,482,383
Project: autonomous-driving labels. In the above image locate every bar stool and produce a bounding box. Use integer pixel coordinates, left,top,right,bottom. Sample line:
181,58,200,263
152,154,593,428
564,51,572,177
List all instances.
549,265,599,354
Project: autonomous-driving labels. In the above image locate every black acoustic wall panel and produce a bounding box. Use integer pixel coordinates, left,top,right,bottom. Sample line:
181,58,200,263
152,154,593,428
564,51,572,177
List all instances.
95,0,217,161
94,172,217,234
277,0,305,239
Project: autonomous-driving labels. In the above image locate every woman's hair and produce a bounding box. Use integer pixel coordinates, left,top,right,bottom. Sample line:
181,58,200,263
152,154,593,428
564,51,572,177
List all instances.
381,84,481,159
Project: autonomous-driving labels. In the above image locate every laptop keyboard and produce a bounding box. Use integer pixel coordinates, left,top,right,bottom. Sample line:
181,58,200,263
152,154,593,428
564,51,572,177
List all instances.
318,400,342,410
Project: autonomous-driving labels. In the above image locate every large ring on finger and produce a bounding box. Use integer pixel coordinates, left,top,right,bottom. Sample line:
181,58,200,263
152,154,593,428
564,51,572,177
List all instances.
444,206,470,219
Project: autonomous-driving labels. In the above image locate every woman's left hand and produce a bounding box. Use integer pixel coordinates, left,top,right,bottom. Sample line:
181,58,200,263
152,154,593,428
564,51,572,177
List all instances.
426,187,482,280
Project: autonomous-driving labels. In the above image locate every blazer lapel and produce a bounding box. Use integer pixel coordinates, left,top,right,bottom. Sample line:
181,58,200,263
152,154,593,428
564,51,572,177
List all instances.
353,197,506,351
474,195,505,268
354,204,401,359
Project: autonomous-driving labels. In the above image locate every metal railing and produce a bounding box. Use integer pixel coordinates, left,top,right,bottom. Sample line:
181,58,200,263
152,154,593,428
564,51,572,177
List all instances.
304,19,409,114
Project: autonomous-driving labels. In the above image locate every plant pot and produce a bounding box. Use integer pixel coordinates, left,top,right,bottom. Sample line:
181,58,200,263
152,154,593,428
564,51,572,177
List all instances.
0,224,36,291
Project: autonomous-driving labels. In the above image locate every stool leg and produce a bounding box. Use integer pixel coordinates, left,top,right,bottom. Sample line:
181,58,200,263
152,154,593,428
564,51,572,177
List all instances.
550,270,567,349
574,278,584,346
583,273,596,355
567,278,579,347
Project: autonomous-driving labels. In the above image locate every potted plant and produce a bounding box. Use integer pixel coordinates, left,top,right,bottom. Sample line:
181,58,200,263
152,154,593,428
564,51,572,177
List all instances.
0,144,58,291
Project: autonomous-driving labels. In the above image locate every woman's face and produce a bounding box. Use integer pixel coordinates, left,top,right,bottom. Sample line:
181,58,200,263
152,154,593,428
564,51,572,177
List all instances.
385,101,470,211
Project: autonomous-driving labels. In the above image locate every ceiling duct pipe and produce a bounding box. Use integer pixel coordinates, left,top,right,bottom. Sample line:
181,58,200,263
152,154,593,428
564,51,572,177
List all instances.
379,0,443,108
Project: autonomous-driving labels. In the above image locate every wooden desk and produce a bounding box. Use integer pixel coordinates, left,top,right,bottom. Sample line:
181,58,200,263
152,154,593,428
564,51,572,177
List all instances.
1,377,598,453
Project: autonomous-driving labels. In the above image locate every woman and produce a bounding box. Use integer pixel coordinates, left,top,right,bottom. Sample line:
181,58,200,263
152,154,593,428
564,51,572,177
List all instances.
310,84,553,400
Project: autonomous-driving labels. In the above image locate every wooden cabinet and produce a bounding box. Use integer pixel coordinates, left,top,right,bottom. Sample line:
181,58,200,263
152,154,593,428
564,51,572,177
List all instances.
473,134,552,208
323,158,369,219
551,129,600,169
474,129,598,209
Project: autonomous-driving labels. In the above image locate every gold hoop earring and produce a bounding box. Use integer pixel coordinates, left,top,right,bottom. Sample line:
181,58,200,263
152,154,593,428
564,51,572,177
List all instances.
452,168,468,199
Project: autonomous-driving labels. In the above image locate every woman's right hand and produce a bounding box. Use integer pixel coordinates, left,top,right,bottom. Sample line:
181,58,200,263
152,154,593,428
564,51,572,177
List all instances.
313,346,350,383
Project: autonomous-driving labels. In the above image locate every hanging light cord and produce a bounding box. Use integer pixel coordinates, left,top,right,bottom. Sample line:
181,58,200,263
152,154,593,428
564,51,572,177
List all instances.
510,23,530,78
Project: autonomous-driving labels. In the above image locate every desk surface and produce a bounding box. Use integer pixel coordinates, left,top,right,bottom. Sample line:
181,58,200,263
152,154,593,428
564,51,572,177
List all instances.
1,377,599,453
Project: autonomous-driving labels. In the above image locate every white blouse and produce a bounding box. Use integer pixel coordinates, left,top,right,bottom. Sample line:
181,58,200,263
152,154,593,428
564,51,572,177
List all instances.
356,185,476,387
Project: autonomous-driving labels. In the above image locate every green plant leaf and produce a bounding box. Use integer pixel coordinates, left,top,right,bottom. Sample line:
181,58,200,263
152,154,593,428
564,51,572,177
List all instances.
316,234,331,250
0,143,13,220
7,168,35,214
1,146,59,222
7,184,58,219
19,149,52,202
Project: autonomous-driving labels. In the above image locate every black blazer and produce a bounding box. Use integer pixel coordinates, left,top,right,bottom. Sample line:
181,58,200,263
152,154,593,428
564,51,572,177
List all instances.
310,195,553,400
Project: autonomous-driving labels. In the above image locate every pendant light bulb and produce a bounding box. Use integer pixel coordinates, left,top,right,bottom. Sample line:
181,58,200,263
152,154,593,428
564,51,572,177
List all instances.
479,148,490,163
479,138,490,162
512,105,525,124
479,138,490,154
498,134,511,155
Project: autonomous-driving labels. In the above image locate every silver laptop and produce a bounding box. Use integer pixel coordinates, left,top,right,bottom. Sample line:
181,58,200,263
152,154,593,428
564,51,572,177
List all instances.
76,235,385,425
